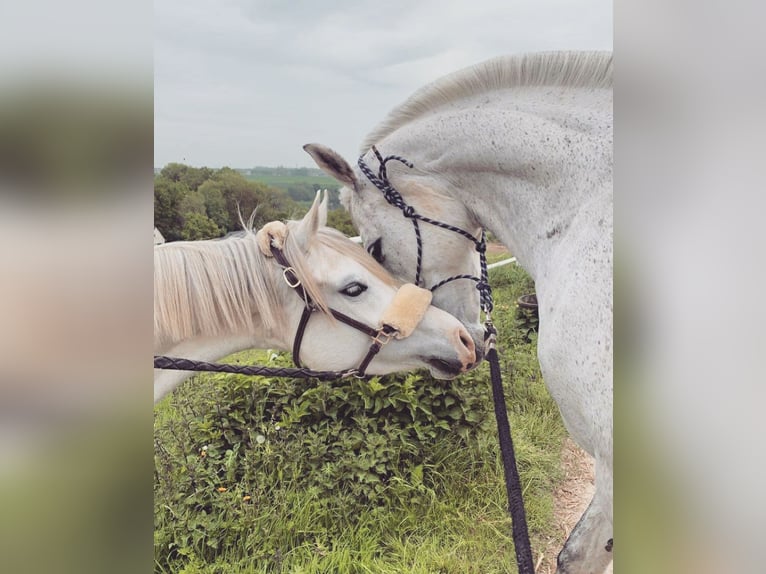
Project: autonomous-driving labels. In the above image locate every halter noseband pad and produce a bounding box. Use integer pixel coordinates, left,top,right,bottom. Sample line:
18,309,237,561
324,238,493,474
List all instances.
379,283,432,339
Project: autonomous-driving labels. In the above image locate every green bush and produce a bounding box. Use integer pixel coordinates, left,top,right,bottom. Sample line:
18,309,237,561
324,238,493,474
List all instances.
154,354,495,569
154,263,564,573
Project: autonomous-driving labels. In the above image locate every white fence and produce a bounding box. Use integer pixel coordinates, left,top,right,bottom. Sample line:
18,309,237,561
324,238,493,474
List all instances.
487,256,517,269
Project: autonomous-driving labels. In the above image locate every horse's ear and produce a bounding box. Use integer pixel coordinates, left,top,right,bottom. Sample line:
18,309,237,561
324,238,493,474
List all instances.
303,143,357,189
318,190,328,227
295,191,323,243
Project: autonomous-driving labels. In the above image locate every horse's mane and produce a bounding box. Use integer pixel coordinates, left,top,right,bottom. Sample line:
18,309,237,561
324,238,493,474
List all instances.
154,222,394,348
361,51,613,153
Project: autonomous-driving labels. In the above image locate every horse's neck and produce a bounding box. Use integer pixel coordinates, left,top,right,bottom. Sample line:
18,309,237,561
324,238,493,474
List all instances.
391,87,612,279
155,325,287,356
153,237,293,354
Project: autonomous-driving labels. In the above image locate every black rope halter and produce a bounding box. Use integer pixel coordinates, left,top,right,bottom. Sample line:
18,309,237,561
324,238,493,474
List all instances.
357,146,494,319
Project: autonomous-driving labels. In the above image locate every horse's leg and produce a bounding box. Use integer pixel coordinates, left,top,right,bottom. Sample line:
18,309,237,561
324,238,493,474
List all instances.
556,456,613,574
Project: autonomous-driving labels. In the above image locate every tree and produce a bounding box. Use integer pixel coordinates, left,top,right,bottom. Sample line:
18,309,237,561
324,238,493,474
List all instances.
327,208,357,237
154,177,188,241
198,181,229,232
212,169,299,231
160,163,184,182
180,212,221,241
155,163,302,241
215,169,263,230
255,185,300,227
286,183,316,203
326,187,342,210
160,163,213,191
179,190,205,217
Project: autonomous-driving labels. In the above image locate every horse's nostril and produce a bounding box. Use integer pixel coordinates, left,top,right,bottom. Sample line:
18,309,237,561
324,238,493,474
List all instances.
456,328,475,353
455,328,479,367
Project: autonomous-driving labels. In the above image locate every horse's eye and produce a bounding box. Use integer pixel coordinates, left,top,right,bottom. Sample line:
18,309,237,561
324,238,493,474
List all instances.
367,238,384,263
340,282,368,297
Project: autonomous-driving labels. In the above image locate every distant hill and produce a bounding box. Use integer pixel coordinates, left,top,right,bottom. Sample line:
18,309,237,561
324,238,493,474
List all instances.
238,167,337,187
238,167,341,208
238,166,327,177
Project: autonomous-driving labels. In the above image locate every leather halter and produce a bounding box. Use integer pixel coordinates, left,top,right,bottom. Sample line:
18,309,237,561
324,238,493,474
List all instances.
269,244,398,377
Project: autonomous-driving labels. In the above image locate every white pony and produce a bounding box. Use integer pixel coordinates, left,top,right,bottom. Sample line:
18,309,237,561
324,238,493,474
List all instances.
305,52,613,574
154,194,477,404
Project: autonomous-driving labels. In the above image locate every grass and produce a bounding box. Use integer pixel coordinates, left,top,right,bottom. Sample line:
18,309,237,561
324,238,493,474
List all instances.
154,263,564,573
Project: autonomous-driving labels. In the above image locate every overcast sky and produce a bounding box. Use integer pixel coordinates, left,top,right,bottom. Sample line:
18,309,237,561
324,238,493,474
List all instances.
155,0,612,168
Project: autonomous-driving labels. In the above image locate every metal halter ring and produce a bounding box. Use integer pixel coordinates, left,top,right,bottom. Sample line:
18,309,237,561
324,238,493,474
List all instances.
282,267,301,288
372,328,396,346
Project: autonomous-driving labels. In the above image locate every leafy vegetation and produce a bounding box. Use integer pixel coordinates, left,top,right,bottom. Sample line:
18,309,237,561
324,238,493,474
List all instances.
154,164,294,242
154,262,565,573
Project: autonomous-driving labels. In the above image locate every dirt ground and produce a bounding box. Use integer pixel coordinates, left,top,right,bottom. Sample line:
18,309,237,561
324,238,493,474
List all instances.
535,438,613,574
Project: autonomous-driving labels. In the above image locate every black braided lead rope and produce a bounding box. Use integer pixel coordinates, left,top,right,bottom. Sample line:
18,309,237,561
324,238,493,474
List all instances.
486,325,535,574
357,147,533,574
154,355,357,380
